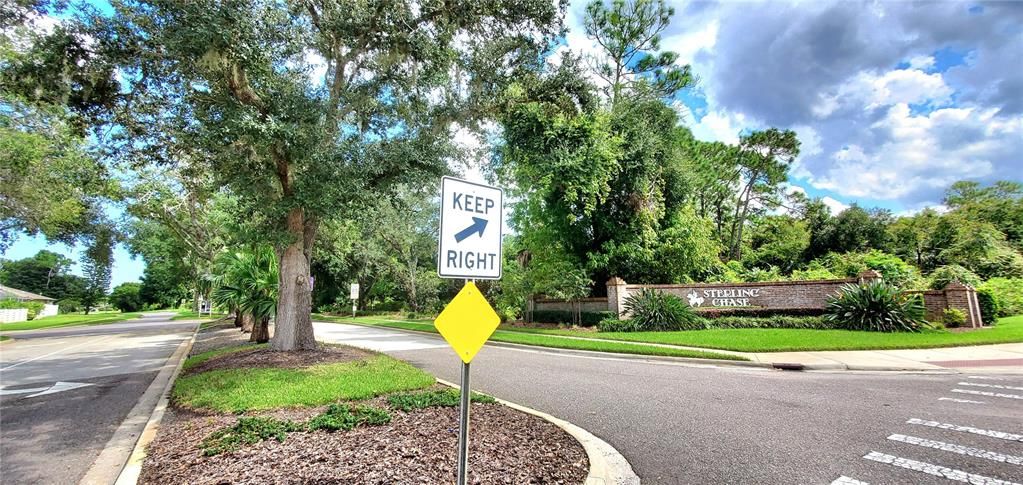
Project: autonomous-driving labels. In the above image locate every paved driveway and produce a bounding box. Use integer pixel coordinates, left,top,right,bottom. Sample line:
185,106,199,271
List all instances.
0,313,196,484
315,321,1023,484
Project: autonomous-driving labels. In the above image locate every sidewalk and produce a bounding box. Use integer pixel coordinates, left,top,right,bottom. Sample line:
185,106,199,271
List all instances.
749,342,1023,372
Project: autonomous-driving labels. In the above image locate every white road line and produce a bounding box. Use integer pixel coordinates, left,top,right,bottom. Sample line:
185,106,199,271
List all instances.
0,335,116,371
953,388,1023,400
907,418,1023,442
960,382,1023,391
888,434,1023,466
968,376,1007,381
863,451,1019,485
830,476,868,485
938,397,986,404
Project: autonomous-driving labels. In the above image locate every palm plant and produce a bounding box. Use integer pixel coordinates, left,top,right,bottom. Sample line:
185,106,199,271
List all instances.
211,246,279,343
825,281,927,332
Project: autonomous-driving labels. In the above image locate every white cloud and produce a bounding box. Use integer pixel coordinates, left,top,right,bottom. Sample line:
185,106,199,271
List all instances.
808,103,1016,200
814,68,953,117
675,102,748,145
821,196,849,215
907,55,936,71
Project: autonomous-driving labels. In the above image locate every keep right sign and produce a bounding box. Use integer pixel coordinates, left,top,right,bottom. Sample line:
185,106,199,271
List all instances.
437,176,503,280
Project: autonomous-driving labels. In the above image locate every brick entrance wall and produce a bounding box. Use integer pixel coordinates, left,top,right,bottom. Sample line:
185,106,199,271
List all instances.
533,272,986,328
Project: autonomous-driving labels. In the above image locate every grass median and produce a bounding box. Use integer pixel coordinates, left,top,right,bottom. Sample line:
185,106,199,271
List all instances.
312,314,748,361
315,314,1023,354
174,349,435,412
0,312,143,333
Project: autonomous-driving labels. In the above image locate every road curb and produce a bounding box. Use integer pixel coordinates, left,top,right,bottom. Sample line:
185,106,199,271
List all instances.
436,378,640,485
78,322,200,485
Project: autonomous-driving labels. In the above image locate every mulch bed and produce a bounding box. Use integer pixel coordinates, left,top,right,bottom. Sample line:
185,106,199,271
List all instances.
143,317,590,484
183,345,375,375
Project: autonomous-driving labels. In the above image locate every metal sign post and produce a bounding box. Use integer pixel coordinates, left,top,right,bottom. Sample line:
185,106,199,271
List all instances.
434,176,503,485
457,359,471,485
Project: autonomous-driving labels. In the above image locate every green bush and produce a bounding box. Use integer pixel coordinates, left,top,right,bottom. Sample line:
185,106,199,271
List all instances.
306,404,391,432
928,264,982,290
704,315,834,330
531,310,615,326
58,298,81,313
941,308,967,328
824,282,927,332
975,289,999,325
696,307,825,318
597,318,639,332
109,283,144,313
624,289,706,331
978,277,1023,317
0,298,22,309
386,389,495,412
200,417,304,456
0,299,44,320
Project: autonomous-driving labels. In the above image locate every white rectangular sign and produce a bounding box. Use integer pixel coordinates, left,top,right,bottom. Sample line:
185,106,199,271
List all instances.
437,176,503,279
350,283,360,300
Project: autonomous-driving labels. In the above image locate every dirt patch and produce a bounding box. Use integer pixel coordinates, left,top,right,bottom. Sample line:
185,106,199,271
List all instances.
141,402,589,484
185,344,376,375
190,320,252,356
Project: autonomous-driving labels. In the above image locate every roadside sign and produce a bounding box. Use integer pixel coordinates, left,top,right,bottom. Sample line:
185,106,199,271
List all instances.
437,176,503,279
350,283,359,300
434,282,500,364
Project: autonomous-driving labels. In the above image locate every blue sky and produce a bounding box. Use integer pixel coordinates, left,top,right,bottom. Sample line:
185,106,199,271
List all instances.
6,0,1021,287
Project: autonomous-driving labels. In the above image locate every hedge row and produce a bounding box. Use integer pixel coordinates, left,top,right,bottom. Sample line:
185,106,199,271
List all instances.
703,315,833,330
695,307,826,318
531,310,616,327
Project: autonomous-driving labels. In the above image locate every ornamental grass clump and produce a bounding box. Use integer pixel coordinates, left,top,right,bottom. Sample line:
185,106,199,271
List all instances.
825,282,927,332
624,289,706,331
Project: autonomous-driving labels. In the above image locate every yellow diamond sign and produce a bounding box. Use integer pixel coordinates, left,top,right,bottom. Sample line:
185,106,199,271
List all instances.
434,282,500,363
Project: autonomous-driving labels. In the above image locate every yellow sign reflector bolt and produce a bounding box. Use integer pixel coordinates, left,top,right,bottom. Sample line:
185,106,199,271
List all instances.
434,281,501,363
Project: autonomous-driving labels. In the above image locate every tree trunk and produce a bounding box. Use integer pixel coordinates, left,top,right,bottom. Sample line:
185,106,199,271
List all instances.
233,306,243,328
250,315,270,343
241,312,254,333
270,208,317,351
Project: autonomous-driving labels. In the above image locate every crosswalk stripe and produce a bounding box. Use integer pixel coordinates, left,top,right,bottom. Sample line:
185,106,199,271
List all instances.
888,434,1023,465
863,451,1020,485
959,382,1023,391
953,389,1023,400
906,418,1023,442
830,476,868,485
938,397,986,404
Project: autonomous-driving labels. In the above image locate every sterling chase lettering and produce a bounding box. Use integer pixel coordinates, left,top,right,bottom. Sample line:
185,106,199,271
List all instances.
438,177,503,279
687,288,761,307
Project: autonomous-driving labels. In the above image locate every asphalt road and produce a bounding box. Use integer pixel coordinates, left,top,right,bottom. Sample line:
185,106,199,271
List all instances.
316,322,1023,485
0,313,196,484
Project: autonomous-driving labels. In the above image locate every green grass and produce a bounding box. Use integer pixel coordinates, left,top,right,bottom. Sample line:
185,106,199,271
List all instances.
511,315,1023,352
173,353,435,412
0,335,10,342
0,312,143,332
182,343,268,371
312,314,747,361
387,388,496,411
314,313,1023,354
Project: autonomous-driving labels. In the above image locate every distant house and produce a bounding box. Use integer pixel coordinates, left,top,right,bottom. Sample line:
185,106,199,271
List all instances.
0,285,59,322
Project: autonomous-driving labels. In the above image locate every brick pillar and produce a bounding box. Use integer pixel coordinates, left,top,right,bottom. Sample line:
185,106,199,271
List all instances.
858,269,882,285
606,277,628,318
944,281,981,328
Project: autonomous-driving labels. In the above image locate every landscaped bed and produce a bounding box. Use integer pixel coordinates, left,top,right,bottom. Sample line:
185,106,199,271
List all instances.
141,321,589,483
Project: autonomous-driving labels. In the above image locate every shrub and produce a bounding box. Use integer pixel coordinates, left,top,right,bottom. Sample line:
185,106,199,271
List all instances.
0,298,21,309
109,283,144,313
307,404,391,432
624,289,706,331
975,289,1000,326
23,301,43,320
386,389,495,412
704,316,834,330
58,299,81,313
597,318,639,332
201,417,304,456
696,307,825,318
928,264,982,290
531,310,615,326
941,308,967,328
978,277,1023,317
824,282,927,332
